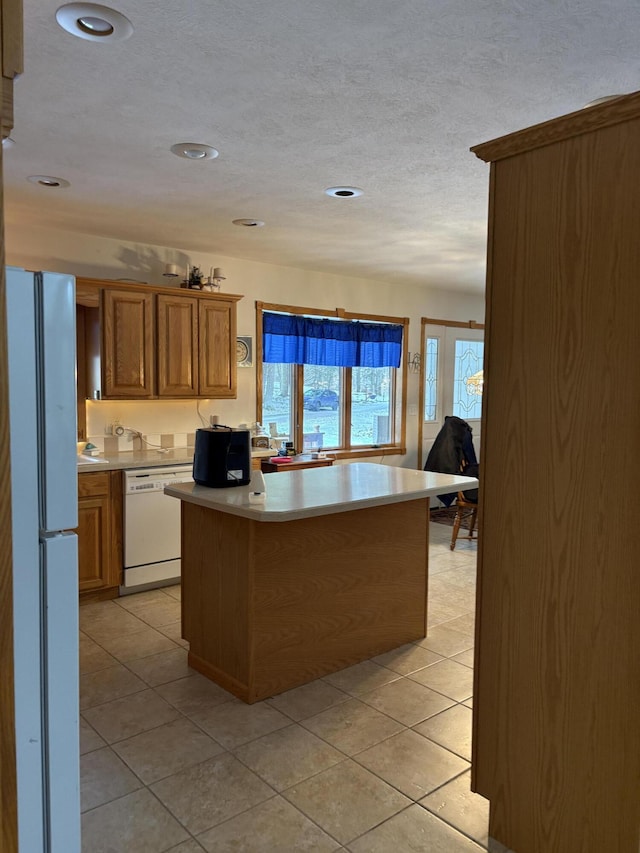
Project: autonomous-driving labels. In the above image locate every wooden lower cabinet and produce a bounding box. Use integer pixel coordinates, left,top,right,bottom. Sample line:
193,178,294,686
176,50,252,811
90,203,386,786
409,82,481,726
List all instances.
77,470,123,601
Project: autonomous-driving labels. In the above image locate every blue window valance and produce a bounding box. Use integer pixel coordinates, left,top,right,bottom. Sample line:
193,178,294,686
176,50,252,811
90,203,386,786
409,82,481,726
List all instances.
263,312,403,368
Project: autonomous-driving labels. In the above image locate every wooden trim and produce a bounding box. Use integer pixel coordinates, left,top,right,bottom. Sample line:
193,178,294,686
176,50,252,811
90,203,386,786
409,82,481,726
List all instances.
1,0,23,79
76,276,243,303
343,310,409,324
77,587,118,604
417,320,426,470
188,651,251,702
421,317,485,330
471,160,495,792
255,304,264,422
471,90,640,164
399,317,408,451
1,76,13,139
294,363,303,452
260,300,408,325
0,125,18,853
76,306,87,440
109,470,123,586
332,446,406,460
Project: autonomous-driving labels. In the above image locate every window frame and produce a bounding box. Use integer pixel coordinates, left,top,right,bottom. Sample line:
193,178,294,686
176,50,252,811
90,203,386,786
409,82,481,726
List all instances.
256,301,409,459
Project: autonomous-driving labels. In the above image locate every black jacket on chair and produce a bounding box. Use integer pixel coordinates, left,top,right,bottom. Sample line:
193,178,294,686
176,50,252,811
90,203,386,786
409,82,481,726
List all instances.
424,416,478,506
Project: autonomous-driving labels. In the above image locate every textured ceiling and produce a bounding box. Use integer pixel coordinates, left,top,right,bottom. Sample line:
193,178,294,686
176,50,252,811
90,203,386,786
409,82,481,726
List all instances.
4,0,640,293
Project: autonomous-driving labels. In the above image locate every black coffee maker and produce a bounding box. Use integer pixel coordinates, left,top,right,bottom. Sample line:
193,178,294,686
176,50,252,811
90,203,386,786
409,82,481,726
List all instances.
193,427,251,487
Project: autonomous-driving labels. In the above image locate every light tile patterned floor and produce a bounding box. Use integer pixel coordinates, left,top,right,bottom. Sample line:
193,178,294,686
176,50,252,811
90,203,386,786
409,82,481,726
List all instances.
79,521,501,852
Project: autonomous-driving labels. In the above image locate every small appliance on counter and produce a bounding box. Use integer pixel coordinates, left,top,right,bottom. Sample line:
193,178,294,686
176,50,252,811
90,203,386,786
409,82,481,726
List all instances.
193,426,251,487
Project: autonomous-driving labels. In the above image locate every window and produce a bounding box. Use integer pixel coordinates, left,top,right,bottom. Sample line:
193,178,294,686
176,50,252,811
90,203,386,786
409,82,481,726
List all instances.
453,339,484,420
423,336,439,422
257,303,408,457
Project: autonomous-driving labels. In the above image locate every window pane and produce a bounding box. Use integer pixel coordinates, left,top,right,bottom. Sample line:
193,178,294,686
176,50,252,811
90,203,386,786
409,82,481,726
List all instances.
424,337,439,422
453,339,484,420
350,367,393,446
302,366,342,450
261,363,294,444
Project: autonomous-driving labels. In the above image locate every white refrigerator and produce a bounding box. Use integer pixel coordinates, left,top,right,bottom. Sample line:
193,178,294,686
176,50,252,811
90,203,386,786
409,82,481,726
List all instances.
6,267,81,852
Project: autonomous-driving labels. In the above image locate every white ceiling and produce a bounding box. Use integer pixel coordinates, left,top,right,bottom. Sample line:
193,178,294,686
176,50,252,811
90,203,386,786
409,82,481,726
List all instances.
4,0,639,293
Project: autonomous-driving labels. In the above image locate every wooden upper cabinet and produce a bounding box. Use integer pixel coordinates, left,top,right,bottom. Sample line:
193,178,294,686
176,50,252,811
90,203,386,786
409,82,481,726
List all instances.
198,298,237,397
101,289,155,397
157,294,199,396
76,278,242,405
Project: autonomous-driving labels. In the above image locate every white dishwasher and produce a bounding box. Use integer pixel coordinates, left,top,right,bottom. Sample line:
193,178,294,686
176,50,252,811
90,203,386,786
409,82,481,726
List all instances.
121,464,193,593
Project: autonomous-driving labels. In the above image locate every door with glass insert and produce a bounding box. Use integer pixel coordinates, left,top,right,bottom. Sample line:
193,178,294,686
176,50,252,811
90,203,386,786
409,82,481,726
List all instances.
420,321,484,470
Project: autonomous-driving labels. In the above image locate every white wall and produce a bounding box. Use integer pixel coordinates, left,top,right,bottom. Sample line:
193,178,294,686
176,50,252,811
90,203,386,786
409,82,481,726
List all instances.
6,224,485,469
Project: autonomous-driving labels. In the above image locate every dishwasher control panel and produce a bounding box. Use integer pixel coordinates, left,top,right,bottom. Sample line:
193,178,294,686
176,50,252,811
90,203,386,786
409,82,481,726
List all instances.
124,465,193,494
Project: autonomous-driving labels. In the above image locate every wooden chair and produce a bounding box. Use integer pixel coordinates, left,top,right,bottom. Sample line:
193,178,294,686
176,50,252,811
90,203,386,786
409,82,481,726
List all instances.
450,460,479,551
450,490,478,550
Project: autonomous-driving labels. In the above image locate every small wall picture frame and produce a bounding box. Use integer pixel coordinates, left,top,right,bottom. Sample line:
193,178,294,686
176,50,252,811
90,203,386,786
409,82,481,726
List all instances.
236,336,253,367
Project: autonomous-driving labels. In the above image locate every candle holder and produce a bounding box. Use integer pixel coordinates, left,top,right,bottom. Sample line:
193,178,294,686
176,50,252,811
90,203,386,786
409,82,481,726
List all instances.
184,266,203,289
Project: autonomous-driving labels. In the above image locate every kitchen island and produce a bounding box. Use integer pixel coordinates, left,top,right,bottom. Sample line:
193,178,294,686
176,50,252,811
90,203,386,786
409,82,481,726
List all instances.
165,463,476,703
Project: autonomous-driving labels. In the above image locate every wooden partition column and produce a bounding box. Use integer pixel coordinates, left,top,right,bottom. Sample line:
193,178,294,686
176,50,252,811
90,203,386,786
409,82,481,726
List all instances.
1,1,23,850
471,93,640,852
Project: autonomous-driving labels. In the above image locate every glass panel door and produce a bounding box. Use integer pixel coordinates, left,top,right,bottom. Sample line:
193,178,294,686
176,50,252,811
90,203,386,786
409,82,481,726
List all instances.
422,324,484,462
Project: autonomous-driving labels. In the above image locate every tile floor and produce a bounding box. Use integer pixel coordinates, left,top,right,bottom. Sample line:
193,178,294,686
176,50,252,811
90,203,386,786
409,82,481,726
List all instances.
79,521,506,852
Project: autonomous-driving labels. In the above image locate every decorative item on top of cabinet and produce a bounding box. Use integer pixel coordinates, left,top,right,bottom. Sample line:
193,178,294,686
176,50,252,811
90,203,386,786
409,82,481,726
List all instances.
77,470,123,602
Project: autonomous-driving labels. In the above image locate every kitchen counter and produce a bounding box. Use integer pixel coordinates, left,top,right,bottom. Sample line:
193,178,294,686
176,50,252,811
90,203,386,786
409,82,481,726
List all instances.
168,462,477,703
165,463,474,522
77,447,273,473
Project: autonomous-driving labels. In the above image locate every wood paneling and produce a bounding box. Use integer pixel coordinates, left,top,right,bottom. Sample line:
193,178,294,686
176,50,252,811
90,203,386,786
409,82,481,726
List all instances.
157,294,199,396
472,102,640,852
101,289,155,397
181,498,428,703
1,1,22,845
198,299,237,397
182,505,251,686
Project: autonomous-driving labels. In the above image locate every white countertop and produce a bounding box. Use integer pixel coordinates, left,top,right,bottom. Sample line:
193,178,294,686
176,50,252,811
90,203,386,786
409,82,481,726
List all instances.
164,462,478,522
77,447,273,473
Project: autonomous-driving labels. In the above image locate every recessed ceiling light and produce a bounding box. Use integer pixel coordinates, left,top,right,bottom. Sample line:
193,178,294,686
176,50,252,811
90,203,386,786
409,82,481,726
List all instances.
325,186,364,198
27,175,70,188
56,4,133,41
170,142,219,161
2,137,15,149
232,219,265,227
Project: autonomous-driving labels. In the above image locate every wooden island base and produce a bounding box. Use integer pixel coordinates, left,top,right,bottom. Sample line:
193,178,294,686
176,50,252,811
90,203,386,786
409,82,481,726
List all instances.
180,497,429,703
